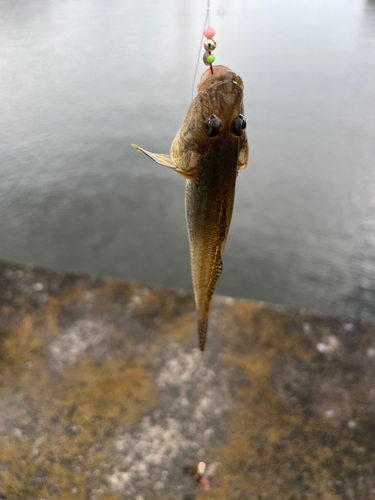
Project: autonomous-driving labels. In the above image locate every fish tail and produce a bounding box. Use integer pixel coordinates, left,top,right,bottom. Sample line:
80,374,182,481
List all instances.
198,310,209,351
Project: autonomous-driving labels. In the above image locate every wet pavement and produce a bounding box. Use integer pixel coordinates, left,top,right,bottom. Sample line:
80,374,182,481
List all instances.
0,261,374,500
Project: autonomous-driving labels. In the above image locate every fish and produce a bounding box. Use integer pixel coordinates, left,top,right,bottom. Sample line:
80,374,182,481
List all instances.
132,65,249,351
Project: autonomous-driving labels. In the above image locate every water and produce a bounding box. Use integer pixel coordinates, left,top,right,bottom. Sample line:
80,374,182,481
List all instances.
1,0,375,320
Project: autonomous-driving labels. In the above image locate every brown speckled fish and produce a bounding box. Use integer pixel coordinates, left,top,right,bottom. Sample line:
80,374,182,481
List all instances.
132,65,249,350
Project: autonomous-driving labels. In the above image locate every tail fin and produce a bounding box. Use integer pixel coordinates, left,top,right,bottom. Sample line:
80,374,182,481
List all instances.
198,312,208,351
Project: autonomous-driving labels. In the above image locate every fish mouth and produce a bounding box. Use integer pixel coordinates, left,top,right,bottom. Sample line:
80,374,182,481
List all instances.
197,65,244,93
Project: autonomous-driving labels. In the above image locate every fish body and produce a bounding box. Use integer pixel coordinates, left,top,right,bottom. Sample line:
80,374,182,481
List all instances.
132,65,248,350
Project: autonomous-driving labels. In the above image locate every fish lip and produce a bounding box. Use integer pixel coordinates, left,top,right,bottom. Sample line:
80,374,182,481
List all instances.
198,79,241,95
197,66,244,93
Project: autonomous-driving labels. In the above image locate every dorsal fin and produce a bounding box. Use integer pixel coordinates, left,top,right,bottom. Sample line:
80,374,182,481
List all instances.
198,200,227,350
206,200,227,303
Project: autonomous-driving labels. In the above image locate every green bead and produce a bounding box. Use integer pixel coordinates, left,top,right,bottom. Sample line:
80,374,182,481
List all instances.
203,51,216,66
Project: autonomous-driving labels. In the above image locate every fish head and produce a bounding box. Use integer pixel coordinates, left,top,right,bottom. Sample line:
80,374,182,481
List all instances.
171,65,249,175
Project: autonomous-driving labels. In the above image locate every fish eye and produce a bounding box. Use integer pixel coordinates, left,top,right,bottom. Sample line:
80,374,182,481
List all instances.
205,115,222,138
231,114,246,136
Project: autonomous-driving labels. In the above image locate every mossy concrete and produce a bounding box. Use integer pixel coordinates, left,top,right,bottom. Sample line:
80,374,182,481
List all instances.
0,261,374,500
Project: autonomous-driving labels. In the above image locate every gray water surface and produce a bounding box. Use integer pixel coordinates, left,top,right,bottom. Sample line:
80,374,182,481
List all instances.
1,0,375,320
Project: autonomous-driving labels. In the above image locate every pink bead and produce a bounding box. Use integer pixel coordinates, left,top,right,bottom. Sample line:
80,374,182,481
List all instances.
204,26,215,39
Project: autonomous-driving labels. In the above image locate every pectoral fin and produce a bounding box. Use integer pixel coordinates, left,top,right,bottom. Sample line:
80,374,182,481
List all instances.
237,134,249,171
132,144,194,180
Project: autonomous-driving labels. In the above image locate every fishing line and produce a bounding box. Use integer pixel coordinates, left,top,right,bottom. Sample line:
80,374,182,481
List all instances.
191,0,211,101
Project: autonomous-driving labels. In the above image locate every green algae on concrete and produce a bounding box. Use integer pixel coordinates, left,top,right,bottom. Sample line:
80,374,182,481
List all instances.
0,261,375,499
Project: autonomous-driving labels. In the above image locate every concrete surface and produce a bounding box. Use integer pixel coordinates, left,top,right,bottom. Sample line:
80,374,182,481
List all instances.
0,261,374,500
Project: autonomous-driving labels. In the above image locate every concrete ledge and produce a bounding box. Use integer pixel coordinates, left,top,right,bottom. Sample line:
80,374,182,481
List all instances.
0,261,374,499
